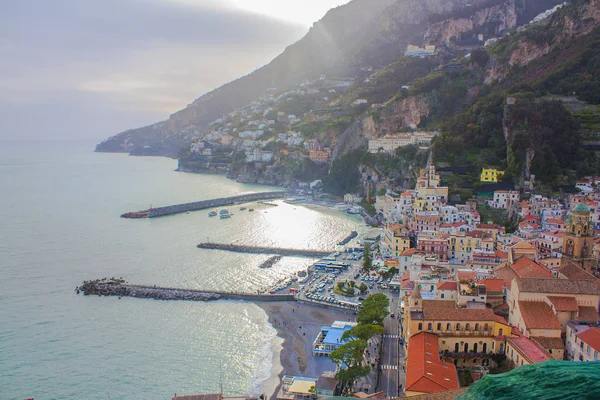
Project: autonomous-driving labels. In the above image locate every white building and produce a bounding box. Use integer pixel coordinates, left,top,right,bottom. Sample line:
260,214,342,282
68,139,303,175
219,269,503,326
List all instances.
489,190,520,209
368,132,439,154
566,322,600,362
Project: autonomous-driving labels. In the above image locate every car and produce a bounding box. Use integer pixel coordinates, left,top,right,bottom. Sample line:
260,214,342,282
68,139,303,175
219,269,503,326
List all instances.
358,296,365,301
390,313,395,318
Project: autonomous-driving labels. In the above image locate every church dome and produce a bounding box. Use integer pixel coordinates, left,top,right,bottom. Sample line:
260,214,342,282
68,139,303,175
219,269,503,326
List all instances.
572,203,590,213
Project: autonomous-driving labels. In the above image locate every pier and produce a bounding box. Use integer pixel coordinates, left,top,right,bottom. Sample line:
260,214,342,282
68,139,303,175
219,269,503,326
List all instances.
121,191,286,219
77,279,295,302
197,243,334,258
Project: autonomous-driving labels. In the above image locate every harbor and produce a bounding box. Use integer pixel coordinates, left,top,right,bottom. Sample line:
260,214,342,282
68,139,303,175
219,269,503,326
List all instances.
197,243,335,258
120,191,286,219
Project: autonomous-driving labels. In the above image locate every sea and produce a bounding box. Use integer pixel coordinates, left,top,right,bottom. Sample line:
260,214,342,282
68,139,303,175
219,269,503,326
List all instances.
0,141,366,400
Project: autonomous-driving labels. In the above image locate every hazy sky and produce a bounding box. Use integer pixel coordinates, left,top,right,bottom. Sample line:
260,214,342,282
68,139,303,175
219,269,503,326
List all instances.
0,0,351,140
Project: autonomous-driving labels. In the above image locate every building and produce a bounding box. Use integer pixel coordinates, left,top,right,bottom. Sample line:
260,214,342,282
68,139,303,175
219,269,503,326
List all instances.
505,336,552,367
315,372,338,399
562,203,598,272
313,321,357,356
480,169,504,183
368,132,439,153
384,225,411,257
344,194,362,204
309,148,332,163
566,321,600,361
490,190,520,209
403,287,514,368
404,332,459,396
507,276,600,360
277,376,317,400
417,237,449,262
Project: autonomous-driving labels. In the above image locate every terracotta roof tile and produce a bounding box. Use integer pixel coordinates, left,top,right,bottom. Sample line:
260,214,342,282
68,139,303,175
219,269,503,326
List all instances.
516,278,600,295
547,296,579,312
405,332,459,394
495,250,508,259
437,281,458,291
577,328,600,353
494,315,510,325
511,258,554,278
518,301,561,330
494,266,518,287
558,262,600,289
531,336,565,350
457,271,477,281
507,336,552,363
422,300,495,321
478,279,505,294
399,388,468,400
576,306,600,323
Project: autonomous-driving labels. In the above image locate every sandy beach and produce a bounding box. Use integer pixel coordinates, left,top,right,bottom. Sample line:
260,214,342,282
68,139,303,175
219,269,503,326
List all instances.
256,301,356,399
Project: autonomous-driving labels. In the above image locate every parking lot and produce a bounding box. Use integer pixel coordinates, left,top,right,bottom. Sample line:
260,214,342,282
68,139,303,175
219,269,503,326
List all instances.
296,248,399,311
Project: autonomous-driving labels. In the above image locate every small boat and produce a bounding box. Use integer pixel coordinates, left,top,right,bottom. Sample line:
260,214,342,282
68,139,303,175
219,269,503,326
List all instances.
220,209,229,215
248,208,255,212
240,207,247,211
208,211,217,217
220,214,231,219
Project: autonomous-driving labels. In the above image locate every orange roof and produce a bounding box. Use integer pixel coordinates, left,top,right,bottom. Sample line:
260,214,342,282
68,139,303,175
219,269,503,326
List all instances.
511,241,536,250
421,300,495,321
478,278,505,293
401,248,419,257
452,222,467,228
457,271,477,281
495,250,508,259
437,281,458,291
511,258,554,278
519,221,540,229
547,218,564,224
405,332,459,394
524,215,538,222
518,301,561,330
494,315,510,325
577,328,600,353
547,296,579,312
401,192,413,197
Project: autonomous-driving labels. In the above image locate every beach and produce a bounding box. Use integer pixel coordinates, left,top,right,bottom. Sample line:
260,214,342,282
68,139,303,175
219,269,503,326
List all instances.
256,301,356,399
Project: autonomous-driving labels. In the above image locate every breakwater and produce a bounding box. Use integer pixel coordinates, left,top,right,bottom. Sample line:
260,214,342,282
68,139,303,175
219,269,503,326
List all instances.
197,243,334,258
121,191,286,219
77,279,295,302
259,255,282,268
338,231,358,246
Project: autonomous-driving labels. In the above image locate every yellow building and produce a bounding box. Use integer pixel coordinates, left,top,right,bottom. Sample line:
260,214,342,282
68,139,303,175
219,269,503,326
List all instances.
403,287,514,368
480,168,504,183
384,224,411,257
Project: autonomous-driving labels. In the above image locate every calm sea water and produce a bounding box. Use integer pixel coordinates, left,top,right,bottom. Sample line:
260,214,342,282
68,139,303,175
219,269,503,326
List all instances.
0,141,365,400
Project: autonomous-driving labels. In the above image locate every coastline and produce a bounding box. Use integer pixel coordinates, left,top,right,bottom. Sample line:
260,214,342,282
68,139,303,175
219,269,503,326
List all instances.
255,301,356,400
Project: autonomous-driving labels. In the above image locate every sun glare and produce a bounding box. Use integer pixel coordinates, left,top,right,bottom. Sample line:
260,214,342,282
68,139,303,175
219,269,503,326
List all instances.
231,0,351,25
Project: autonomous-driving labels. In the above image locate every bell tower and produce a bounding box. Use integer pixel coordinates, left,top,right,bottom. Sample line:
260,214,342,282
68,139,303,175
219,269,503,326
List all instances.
563,203,597,272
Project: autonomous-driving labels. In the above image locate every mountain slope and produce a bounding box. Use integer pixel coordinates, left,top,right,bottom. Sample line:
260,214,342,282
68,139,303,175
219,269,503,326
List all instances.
96,0,560,156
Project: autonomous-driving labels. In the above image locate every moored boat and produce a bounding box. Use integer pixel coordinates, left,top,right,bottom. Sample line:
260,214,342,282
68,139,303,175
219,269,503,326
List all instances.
208,211,217,217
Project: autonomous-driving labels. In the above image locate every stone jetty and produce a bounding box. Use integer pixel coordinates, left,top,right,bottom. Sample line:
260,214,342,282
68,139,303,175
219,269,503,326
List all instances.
258,255,282,268
121,191,286,219
76,278,295,302
197,243,334,258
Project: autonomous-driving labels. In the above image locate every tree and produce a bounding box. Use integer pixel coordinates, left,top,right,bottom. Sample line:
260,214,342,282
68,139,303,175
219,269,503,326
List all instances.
342,324,384,342
359,283,368,294
378,188,387,196
357,294,389,326
362,244,372,272
329,340,370,389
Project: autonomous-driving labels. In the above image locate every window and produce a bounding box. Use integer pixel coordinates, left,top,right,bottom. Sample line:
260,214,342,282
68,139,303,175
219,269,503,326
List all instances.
464,343,469,352
484,323,489,332
447,323,452,331
473,343,478,353
483,343,487,353
466,323,471,331
418,323,423,331
594,351,598,360
455,343,460,352
587,346,591,355
456,323,461,331
428,323,432,331
437,323,442,331
475,323,480,331
441,293,445,299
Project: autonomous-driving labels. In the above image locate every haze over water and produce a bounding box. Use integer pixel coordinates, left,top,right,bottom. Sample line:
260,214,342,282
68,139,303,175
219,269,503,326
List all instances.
0,141,365,400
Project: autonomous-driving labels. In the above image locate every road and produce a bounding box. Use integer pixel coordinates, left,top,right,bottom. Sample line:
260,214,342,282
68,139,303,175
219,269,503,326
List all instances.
379,297,401,397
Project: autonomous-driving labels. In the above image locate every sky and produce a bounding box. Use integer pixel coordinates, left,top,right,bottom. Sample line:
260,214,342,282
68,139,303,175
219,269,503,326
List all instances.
0,0,351,141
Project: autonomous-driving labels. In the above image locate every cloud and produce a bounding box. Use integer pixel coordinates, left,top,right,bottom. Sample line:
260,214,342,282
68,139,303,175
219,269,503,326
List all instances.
0,0,307,140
